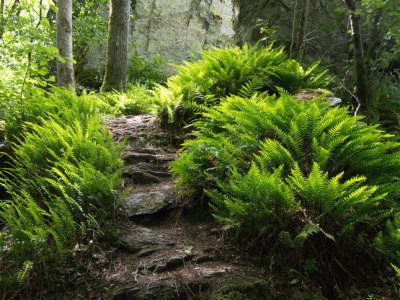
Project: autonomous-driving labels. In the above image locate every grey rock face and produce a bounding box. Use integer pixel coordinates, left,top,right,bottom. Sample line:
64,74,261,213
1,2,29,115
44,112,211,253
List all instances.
131,0,235,71
86,0,236,73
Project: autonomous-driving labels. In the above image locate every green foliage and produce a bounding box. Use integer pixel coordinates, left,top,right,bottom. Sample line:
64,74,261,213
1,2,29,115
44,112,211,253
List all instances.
72,0,108,51
3,86,114,142
173,94,400,196
76,68,105,92
172,93,400,264
0,87,123,295
209,162,387,245
154,45,330,130
374,214,400,263
0,1,63,95
368,74,400,132
128,55,168,87
99,84,155,116
3,116,123,219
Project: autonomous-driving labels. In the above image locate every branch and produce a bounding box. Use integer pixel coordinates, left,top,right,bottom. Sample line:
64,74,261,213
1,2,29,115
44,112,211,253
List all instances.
340,83,361,116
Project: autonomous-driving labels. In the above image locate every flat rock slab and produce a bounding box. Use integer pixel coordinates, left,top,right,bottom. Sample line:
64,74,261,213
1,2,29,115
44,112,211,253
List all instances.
119,227,175,257
121,150,177,164
122,190,174,217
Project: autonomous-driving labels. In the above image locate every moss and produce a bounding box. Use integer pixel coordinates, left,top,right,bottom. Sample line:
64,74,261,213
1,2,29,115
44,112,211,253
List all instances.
211,279,276,300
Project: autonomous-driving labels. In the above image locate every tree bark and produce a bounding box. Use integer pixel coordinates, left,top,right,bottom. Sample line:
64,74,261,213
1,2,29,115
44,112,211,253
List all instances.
56,0,75,89
0,0,4,39
101,0,130,92
294,0,310,60
366,8,383,66
343,0,369,110
0,0,21,40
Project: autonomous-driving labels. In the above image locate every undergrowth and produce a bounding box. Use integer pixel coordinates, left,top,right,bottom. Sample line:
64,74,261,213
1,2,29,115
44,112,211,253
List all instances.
153,44,331,132
0,87,123,297
172,93,400,287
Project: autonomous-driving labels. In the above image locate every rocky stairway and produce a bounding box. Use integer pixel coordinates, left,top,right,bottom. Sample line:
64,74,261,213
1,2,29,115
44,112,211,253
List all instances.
84,115,272,299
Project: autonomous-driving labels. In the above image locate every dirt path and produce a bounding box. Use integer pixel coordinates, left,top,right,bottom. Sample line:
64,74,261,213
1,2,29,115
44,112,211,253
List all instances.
73,115,270,299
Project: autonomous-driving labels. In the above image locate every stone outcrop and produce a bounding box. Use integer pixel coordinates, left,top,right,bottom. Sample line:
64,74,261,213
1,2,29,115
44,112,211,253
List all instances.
85,0,236,73
84,0,350,78
130,0,235,71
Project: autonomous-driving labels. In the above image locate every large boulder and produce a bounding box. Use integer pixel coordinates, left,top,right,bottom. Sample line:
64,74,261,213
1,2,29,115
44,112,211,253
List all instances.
131,0,235,71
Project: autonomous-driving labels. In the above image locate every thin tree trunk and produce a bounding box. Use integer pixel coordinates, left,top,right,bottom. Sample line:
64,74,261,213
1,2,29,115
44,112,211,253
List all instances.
101,0,130,92
343,0,369,110
295,0,310,60
56,0,75,89
0,0,21,40
366,8,383,67
0,0,4,39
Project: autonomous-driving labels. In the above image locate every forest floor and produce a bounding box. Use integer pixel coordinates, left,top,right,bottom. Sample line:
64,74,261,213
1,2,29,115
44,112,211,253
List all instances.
54,115,396,300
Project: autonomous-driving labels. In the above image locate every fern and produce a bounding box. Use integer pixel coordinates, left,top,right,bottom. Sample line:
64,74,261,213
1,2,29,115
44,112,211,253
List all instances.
0,86,124,292
16,260,33,284
153,45,330,131
173,92,400,264
374,214,400,263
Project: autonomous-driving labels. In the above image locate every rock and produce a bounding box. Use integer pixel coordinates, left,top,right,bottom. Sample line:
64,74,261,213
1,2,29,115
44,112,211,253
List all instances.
85,1,235,74
121,151,176,164
210,278,275,300
140,254,195,274
123,162,171,183
123,191,174,216
194,254,220,264
113,285,182,300
130,0,235,73
119,227,174,256
325,97,342,107
293,89,342,108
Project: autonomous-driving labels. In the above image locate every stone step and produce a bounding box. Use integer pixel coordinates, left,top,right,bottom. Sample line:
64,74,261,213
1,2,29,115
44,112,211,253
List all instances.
138,254,222,275
123,163,172,183
121,182,177,217
118,226,175,257
121,151,177,164
111,265,272,300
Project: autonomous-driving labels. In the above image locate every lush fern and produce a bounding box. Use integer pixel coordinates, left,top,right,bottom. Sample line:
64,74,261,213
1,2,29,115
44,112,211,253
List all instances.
3,87,114,142
172,92,400,265
98,83,155,116
0,86,124,294
153,45,331,131
374,214,400,263
208,160,388,244
172,94,400,199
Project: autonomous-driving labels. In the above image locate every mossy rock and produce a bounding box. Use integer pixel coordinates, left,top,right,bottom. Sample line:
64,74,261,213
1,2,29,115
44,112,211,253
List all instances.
211,278,275,300
293,89,341,107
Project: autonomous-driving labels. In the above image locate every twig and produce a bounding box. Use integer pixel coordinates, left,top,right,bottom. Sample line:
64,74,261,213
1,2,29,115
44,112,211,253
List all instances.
133,262,143,283
340,83,361,116
290,0,298,58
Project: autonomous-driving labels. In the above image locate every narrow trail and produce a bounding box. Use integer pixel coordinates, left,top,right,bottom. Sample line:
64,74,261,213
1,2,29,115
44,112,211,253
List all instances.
78,115,270,299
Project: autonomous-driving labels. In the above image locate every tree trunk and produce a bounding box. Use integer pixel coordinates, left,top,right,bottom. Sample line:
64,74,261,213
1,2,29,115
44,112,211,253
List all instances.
294,0,310,60
366,8,383,67
56,0,75,89
0,0,21,40
0,0,4,39
343,0,369,110
101,0,130,92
